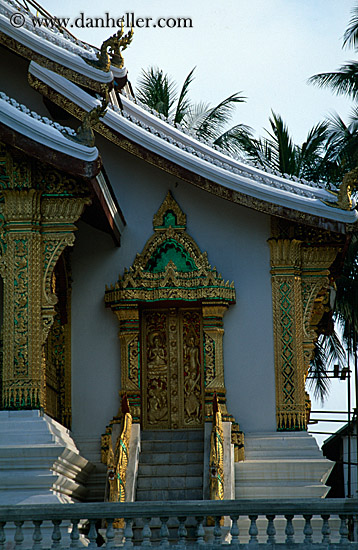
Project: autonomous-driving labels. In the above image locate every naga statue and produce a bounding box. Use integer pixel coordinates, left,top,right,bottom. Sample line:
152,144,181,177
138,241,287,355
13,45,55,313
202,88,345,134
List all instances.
323,167,358,211
82,25,134,72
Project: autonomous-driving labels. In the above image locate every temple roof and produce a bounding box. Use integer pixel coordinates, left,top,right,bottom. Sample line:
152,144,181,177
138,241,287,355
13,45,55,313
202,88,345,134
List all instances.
0,89,102,179
29,61,358,232
1,0,357,233
0,0,112,90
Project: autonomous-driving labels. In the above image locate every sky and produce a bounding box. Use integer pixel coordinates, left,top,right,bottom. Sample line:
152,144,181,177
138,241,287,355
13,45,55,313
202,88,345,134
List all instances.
41,0,357,144
38,0,358,446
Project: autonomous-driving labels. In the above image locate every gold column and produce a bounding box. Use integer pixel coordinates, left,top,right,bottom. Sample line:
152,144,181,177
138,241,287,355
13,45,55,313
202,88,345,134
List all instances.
269,239,306,431
114,307,141,422
301,247,337,377
1,189,90,410
202,303,231,421
269,238,339,431
2,189,44,408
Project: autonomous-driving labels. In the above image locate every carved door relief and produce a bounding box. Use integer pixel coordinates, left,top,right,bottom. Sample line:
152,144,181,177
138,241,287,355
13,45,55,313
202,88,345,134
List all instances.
142,308,203,430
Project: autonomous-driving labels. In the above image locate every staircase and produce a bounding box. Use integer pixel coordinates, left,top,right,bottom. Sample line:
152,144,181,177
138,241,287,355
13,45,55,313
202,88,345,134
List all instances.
136,430,204,501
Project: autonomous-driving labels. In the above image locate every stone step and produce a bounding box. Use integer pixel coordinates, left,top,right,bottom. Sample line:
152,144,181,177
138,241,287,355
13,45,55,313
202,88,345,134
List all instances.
136,488,202,501
138,463,203,477
141,430,203,441
137,475,202,490
140,439,203,453
138,451,203,465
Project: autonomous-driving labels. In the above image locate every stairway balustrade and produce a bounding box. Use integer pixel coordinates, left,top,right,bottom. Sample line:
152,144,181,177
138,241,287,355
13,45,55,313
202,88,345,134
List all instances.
0,499,358,549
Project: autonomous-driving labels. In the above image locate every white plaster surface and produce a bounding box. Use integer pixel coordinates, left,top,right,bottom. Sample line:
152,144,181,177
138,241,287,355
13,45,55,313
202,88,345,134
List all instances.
0,410,92,505
70,140,276,447
235,432,334,499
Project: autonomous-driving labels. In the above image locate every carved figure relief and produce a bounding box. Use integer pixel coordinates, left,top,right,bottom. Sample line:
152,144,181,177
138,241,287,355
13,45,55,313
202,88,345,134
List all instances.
142,308,203,429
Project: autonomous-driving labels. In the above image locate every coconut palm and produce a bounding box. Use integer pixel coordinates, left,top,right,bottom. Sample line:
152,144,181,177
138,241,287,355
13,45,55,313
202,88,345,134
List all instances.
309,3,358,100
136,66,253,156
241,110,330,182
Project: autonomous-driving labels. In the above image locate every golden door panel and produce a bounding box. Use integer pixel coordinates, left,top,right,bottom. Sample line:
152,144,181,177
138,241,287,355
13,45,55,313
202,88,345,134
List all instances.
142,308,203,430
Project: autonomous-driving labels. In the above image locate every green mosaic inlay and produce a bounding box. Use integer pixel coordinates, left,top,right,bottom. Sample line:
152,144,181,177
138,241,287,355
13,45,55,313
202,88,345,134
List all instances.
145,239,197,273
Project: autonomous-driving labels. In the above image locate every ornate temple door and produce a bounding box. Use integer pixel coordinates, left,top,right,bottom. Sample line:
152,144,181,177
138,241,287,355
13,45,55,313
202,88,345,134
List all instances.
142,307,204,430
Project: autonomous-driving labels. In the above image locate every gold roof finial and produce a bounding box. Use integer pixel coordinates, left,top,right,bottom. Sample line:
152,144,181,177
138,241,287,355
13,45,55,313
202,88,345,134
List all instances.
322,167,358,211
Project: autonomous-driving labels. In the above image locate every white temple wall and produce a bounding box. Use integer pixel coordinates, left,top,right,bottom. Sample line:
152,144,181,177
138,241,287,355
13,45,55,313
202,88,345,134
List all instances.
70,138,277,444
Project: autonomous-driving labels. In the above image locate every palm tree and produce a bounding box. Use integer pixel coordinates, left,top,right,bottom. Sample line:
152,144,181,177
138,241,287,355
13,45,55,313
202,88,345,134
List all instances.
308,3,358,100
136,66,253,156
241,110,330,182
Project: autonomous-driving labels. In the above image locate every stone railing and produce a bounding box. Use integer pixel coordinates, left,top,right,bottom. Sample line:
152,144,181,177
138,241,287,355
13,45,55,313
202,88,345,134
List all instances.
1,499,358,549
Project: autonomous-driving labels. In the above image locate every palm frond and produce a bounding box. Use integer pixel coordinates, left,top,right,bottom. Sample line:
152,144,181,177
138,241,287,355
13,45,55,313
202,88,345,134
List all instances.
195,93,246,141
308,63,358,100
213,124,254,156
174,67,195,124
183,101,211,133
343,4,358,50
308,339,332,403
265,112,298,175
136,67,177,117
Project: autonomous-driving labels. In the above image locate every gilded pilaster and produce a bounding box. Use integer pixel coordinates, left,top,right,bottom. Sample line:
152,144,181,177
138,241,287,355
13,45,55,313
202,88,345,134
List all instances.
41,196,90,341
301,247,337,377
2,189,44,408
115,307,141,422
202,303,230,420
269,239,306,431
0,144,91,411
269,236,339,431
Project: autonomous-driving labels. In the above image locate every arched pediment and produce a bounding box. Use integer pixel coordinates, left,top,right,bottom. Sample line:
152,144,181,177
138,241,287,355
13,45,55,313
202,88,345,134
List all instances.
105,192,236,305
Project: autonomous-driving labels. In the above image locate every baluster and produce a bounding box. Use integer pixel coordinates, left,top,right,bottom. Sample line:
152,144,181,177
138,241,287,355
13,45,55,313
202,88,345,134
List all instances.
285,515,295,545
106,519,115,549
230,516,239,546
214,517,222,546
177,517,187,548
88,520,97,549
303,515,313,545
0,522,6,550
159,517,169,548
321,515,331,545
266,515,276,545
51,520,62,549
339,515,349,545
124,519,134,549
32,520,43,550
14,521,24,550
141,518,152,547
70,520,80,548
195,517,205,546
248,515,258,545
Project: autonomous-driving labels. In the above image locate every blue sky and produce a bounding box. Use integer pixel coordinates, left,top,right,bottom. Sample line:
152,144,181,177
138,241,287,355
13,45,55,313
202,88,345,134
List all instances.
42,0,356,144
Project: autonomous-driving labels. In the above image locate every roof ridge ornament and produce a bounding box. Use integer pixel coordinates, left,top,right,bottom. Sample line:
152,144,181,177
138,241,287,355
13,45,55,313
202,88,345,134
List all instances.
66,94,108,147
81,25,134,72
321,167,358,211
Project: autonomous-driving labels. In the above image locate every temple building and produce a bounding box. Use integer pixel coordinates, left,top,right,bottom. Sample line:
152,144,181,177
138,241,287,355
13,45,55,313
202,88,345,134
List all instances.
1,0,358,508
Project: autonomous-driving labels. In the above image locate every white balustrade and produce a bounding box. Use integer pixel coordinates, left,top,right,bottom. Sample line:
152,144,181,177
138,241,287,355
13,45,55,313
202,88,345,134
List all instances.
0,500,358,549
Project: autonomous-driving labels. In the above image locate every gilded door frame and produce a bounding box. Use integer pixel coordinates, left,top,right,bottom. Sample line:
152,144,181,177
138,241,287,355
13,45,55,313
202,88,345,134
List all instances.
105,191,236,425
